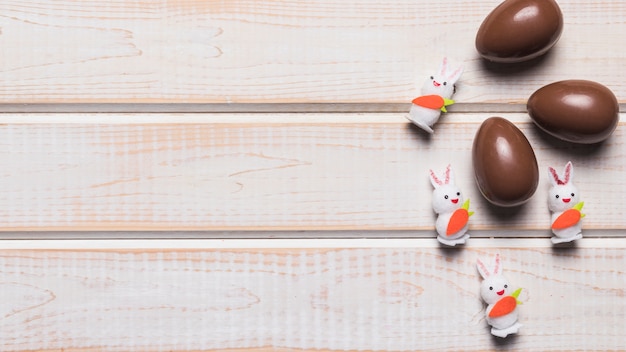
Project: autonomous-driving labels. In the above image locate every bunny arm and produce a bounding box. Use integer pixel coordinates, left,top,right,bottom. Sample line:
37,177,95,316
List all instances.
445,199,474,235
550,202,584,243
486,303,520,328
412,95,455,112
489,288,522,318
551,202,585,229
485,293,522,338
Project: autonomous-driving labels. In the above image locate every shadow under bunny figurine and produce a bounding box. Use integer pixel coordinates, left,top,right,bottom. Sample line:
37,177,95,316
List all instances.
548,161,585,244
477,254,523,338
407,57,463,134
429,164,473,246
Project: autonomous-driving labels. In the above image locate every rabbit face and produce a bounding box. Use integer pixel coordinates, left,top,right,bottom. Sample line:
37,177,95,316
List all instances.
548,184,580,212
430,165,464,214
421,73,456,98
548,161,579,212
420,57,463,99
480,275,512,305
432,185,464,214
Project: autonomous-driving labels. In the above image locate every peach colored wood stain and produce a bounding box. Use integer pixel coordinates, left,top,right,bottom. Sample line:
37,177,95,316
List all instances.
0,0,625,351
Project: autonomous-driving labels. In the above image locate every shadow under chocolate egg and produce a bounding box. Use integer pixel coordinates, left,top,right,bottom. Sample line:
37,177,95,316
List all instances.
479,51,554,76
530,125,606,158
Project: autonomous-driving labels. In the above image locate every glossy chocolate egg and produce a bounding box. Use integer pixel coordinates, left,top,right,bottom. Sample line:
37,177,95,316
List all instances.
476,0,563,63
472,117,539,207
527,80,620,144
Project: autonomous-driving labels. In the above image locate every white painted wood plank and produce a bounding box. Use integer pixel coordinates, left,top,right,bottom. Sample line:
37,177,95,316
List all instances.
1,240,624,351
0,113,622,232
0,0,624,106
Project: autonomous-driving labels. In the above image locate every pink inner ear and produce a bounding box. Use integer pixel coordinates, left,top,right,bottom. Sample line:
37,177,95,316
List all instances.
563,163,572,184
444,165,451,185
440,57,448,75
448,66,462,80
493,254,500,275
477,259,490,278
549,167,564,185
430,170,443,186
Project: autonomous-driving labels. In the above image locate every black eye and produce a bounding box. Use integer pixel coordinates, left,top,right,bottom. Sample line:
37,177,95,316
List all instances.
444,195,449,199
571,193,575,197
489,287,493,290
504,284,508,288
456,192,460,196
443,81,447,86
556,195,560,199
430,76,434,80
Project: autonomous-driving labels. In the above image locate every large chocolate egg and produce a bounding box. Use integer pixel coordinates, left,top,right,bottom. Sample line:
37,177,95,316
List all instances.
472,117,539,207
476,0,563,63
527,80,620,144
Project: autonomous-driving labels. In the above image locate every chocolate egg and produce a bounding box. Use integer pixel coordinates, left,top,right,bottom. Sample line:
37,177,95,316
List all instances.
476,0,563,63
472,117,539,207
527,80,620,144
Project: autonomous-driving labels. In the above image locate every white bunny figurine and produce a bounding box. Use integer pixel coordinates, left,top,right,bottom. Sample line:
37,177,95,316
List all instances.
407,57,463,134
476,254,523,338
429,164,473,246
548,161,585,244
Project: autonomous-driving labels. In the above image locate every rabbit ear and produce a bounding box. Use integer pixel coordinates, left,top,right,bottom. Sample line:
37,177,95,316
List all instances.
562,161,573,185
439,57,449,76
447,65,464,83
444,164,454,185
548,166,564,186
492,253,502,275
429,169,443,188
476,257,490,279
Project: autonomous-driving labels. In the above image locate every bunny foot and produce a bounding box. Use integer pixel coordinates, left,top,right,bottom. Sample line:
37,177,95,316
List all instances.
551,233,582,244
406,116,434,134
491,323,522,338
437,233,469,246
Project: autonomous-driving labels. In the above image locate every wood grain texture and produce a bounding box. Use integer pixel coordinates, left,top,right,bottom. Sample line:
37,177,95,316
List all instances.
0,0,624,106
1,241,625,351
2,1,626,351
0,113,623,232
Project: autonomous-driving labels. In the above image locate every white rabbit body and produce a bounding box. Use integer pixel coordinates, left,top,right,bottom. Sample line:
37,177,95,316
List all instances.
548,161,585,244
477,254,523,338
407,57,463,134
429,165,473,246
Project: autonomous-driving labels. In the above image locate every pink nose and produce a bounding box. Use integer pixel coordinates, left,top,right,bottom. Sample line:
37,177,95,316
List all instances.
497,290,505,296
563,198,571,203
433,81,441,87
451,199,459,204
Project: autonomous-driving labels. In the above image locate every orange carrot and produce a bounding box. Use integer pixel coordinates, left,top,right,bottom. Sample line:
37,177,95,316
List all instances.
489,296,517,318
412,95,444,109
552,209,582,230
446,208,469,236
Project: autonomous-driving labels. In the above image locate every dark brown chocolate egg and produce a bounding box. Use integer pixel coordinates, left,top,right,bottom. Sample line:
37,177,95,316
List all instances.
476,0,563,63
472,117,539,207
527,80,620,144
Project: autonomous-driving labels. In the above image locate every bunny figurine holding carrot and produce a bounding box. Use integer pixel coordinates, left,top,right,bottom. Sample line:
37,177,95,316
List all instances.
429,164,473,246
477,254,523,338
548,161,585,244
407,57,463,134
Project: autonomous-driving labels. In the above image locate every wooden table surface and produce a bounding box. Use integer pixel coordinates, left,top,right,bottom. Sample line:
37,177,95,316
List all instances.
0,1,624,351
